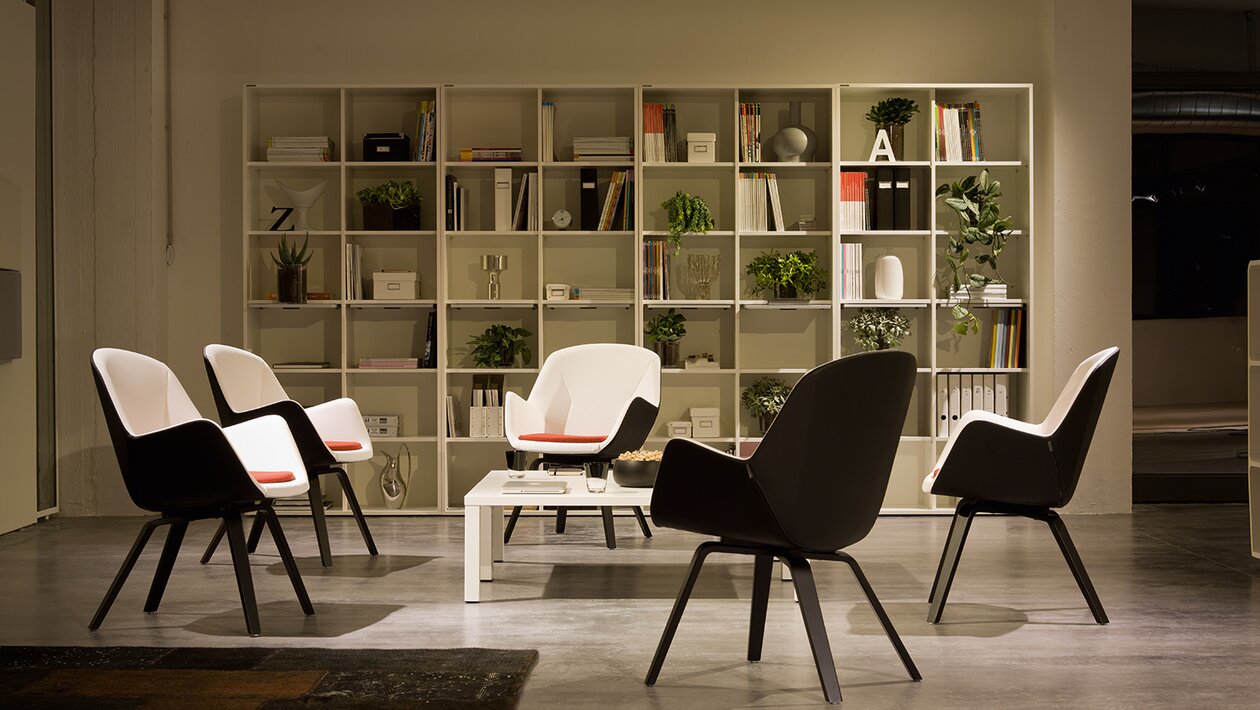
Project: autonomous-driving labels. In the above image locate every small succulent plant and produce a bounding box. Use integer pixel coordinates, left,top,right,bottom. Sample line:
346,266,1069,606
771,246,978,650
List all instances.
272,233,312,268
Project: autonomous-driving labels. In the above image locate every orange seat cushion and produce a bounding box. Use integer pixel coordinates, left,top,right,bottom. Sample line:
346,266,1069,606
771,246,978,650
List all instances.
324,440,363,451
519,433,608,444
250,470,296,484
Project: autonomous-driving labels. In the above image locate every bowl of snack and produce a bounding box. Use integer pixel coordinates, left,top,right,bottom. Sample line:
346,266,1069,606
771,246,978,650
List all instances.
612,449,663,488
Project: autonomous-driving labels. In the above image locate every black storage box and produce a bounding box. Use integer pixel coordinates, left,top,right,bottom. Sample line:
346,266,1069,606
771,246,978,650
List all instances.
363,133,411,162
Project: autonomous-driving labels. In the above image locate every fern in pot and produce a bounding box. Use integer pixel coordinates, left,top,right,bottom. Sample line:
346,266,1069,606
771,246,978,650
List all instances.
358,180,422,231
467,324,532,368
644,308,687,367
848,307,911,351
742,377,793,434
661,191,714,255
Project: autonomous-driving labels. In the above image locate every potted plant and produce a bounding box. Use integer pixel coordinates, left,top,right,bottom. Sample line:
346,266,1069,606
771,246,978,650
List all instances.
741,377,793,434
864,97,920,160
745,249,828,300
644,308,687,367
848,307,912,351
937,169,1014,334
357,180,422,231
661,191,714,255
467,324,532,368
271,233,312,304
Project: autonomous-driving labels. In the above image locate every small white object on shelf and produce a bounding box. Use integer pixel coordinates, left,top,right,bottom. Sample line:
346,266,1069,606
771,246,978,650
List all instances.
689,407,720,437
686,132,717,163
684,353,719,370
545,283,571,301
371,271,418,300
874,255,904,300
667,421,693,438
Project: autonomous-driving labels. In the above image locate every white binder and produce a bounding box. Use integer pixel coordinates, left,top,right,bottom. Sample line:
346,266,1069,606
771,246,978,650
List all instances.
983,375,996,413
973,377,985,415
937,376,950,437
949,375,961,427
994,375,1010,417
959,374,973,418
494,168,512,231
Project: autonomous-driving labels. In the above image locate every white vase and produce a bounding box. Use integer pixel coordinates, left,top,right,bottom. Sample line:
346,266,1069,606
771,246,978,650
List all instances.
874,255,904,300
772,127,809,162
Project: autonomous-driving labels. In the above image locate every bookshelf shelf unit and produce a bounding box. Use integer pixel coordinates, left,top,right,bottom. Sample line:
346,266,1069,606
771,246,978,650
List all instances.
242,82,1034,517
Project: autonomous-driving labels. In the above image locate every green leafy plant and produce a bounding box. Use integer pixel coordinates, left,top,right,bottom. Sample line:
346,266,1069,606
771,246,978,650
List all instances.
848,308,912,351
741,377,793,417
744,250,828,299
937,169,1014,334
661,191,714,255
467,324,532,368
356,180,422,209
864,98,920,127
644,308,687,344
271,233,312,268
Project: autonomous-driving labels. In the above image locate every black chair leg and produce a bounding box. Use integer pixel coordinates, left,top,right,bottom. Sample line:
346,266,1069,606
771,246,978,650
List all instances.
245,512,266,553
307,472,333,568
645,541,718,686
89,518,167,631
927,504,976,624
838,552,921,681
634,506,652,538
223,510,262,637
601,507,617,549
261,507,315,616
747,554,772,662
786,555,842,704
143,520,188,613
200,520,226,564
333,468,378,556
503,506,523,544
555,507,568,533
1044,511,1109,625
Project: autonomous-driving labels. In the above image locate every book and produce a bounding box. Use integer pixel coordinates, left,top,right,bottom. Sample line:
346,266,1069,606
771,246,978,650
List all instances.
767,174,784,231
512,170,529,231
573,136,633,160
663,104,678,161
273,361,331,369
960,374,973,417
542,101,556,161
446,395,460,437
739,102,762,162
494,168,512,231
935,102,985,161
459,147,522,162
445,175,456,230
839,242,863,299
413,100,437,161
580,167,598,230
527,173,538,230
422,310,437,368
266,136,333,162
839,171,868,231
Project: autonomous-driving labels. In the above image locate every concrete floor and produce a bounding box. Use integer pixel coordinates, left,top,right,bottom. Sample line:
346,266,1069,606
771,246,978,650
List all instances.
1,505,1258,709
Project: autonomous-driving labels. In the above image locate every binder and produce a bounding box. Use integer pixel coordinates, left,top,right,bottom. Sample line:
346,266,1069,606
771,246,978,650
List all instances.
937,376,950,437
973,377,985,416
469,387,486,438
893,167,912,230
444,174,456,230
494,168,512,231
875,167,894,231
982,374,995,413
959,374,973,418
580,167,598,230
949,375,961,426
994,375,1009,417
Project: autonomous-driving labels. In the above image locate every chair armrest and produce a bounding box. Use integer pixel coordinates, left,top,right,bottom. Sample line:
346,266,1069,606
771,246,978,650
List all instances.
505,391,544,447
925,411,1061,505
223,399,332,468
650,439,785,544
125,419,265,510
305,398,371,448
222,415,307,484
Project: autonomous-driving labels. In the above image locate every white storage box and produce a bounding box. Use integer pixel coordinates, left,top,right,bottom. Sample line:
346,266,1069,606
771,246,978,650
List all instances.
687,132,717,163
545,283,571,301
666,421,693,438
689,407,720,437
371,271,418,300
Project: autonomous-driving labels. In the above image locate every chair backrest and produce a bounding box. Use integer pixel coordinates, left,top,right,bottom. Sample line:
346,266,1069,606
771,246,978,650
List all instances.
749,350,917,552
1043,347,1120,505
92,348,203,438
203,344,289,421
527,343,661,436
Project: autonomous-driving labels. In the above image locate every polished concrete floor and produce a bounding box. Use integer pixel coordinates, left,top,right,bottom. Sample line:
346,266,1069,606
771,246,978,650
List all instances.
2,505,1259,708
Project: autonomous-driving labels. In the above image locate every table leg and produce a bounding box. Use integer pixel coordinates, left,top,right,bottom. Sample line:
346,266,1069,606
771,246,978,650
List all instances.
465,505,481,603
479,506,494,582
781,559,793,581
491,506,504,562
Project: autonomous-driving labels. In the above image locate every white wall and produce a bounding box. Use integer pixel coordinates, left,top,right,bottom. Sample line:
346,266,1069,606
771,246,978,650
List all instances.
0,0,39,534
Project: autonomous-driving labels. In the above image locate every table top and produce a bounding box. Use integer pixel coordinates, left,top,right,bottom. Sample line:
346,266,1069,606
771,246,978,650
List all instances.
463,469,655,507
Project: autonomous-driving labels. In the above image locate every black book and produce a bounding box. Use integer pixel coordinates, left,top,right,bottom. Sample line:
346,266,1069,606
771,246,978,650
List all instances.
580,167,598,230
422,310,437,368
875,167,894,231
893,167,912,230
444,174,456,230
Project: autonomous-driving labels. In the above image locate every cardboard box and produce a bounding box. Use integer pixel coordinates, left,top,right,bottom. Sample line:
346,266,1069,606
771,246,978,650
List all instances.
666,421,693,438
372,271,418,300
687,132,717,163
689,407,720,437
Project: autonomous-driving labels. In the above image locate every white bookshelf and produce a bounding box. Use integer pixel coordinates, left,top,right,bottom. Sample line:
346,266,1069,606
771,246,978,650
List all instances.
242,82,1035,516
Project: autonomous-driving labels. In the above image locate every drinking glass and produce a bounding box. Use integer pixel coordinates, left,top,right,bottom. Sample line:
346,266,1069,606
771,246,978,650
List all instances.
584,461,609,493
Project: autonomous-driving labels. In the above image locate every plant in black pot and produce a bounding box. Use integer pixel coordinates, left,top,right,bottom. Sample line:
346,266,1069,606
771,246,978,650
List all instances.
864,97,919,160
848,307,912,351
271,233,312,304
467,324,532,368
644,308,687,367
357,180,422,231
741,377,793,434
745,249,828,300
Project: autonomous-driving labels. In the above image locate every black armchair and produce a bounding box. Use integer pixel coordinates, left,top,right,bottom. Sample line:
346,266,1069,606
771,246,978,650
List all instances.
645,350,921,705
922,347,1119,625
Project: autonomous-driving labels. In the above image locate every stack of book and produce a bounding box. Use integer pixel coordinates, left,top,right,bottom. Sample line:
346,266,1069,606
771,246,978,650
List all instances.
738,172,784,231
937,374,1012,437
266,136,333,162
935,102,985,162
468,374,505,438
739,103,762,162
642,103,678,162
345,243,364,299
838,242,864,299
358,357,419,369
273,361,331,369
459,147,522,162
838,172,870,231
988,307,1024,368
573,137,633,160
445,396,461,437
570,286,634,302
510,172,540,230
412,100,437,161
642,240,671,299
542,101,556,161
597,170,633,230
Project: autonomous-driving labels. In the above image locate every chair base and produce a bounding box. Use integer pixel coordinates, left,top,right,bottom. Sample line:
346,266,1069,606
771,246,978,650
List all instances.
927,498,1109,625
645,540,920,705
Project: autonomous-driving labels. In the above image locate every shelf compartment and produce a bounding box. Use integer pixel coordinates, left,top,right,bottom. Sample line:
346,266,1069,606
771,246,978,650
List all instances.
933,87,1030,165
347,306,433,365
935,307,1028,371
446,233,539,301
738,370,805,439
247,232,341,302
245,87,341,163
738,166,833,232
446,307,540,370
344,440,439,512
248,307,342,370
542,230,636,297
348,232,438,301
841,232,933,301
248,171,342,233
839,166,931,231
656,307,736,369
540,87,636,162
641,87,736,164
640,169,735,233
738,308,833,370
445,165,543,233
541,306,637,359
644,234,737,302
443,86,539,163
540,165,635,233
840,308,930,366
739,235,832,302
933,164,1029,234
654,375,736,440
347,371,438,439
735,86,833,165
837,88,933,163
345,87,437,162
346,166,438,232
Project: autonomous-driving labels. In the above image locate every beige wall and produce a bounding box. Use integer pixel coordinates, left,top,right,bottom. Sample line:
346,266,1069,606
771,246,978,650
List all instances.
0,0,39,534
1134,317,1246,407
57,0,1135,513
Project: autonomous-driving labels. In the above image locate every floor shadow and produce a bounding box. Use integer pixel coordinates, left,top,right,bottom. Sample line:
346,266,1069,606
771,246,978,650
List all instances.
542,563,738,600
846,601,1029,638
184,601,403,638
263,554,436,578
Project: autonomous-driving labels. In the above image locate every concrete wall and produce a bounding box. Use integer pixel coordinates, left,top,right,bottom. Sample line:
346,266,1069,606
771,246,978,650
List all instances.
0,0,39,534
56,0,1135,513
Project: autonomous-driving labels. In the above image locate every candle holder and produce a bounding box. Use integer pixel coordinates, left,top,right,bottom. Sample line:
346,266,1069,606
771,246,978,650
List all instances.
481,254,508,300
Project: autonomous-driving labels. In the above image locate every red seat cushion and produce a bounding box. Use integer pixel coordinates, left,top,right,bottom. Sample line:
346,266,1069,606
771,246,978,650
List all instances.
324,440,363,452
519,433,608,444
250,470,296,484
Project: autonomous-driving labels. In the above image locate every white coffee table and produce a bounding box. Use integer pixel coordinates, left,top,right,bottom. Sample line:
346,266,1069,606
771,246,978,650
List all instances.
463,469,654,602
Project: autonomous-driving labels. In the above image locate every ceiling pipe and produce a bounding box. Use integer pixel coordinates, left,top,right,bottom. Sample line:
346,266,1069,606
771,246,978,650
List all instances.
1133,91,1260,130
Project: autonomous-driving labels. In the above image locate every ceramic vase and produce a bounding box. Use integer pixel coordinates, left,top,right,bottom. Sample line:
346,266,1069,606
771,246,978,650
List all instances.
771,101,817,162
877,124,905,161
277,266,307,304
874,255,904,300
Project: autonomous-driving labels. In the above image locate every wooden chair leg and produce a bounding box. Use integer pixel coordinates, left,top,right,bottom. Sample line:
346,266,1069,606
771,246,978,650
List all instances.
1044,511,1109,624
261,507,315,615
503,506,523,544
601,506,617,549
143,521,188,613
747,554,772,662
928,504,976,624
786,555,842,704
333,468,378,556
223,510,262,637
838,552,921,681
645,541,718,686
307,472,333,568
200,520,226,564
89,518,167,631
634,506,652,538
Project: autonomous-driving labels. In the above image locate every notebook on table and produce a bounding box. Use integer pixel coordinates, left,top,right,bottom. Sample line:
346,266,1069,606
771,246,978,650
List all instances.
500,480,568,495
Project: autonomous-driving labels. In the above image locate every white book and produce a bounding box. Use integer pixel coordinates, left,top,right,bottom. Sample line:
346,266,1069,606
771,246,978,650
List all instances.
768,174,784,231
949,375,961,427
494,168,512,231
983,375,996,413
527,173,538,230
512,170,528,230
937,376,950,437
973,377,985,416
960,374,973,418
994,374,1009,417
460,185,468,230
949,108,963,162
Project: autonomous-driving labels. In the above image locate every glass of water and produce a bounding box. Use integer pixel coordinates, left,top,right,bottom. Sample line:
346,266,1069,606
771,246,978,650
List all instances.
584,461,609,493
